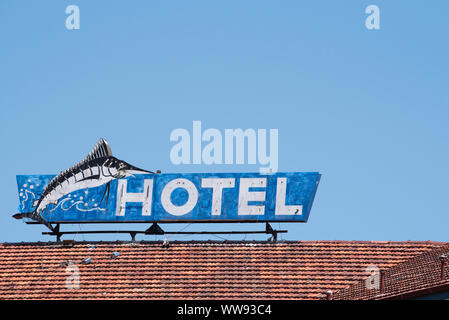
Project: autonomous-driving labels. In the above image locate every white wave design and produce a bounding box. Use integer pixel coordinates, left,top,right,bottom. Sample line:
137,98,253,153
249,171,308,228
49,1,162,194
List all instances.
75,201,106,212
48,197,106,213
21,189,37,210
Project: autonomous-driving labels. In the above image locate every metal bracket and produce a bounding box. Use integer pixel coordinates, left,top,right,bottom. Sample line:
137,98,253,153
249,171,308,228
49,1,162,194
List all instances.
265,222,278,242
145,223,165,235
42,223,287,242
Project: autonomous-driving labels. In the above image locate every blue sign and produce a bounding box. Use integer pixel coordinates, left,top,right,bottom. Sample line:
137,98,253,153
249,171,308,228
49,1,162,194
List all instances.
16,172,320,223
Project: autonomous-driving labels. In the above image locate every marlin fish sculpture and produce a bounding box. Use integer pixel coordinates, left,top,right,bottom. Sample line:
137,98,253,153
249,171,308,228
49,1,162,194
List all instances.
13,138,154,230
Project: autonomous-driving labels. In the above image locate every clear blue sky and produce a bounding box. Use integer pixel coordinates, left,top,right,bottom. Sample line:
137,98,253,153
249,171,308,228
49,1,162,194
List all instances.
1,1,448,243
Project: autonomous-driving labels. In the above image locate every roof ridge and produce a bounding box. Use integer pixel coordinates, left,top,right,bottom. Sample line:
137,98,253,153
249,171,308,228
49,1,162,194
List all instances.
331,243,449,300
1,239,448,247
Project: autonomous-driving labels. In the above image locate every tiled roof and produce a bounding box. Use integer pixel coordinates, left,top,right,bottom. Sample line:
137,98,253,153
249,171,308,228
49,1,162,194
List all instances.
0,240,447,300
333,243,449,300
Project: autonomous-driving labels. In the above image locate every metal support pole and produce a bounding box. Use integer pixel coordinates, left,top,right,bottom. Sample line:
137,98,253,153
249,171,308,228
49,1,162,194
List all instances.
54,224,61,243
42,223,288,242
265,222,278,242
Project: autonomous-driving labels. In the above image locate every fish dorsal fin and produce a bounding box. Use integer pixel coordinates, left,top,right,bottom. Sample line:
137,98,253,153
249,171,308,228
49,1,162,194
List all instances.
85,138,112,161
40,138,113,200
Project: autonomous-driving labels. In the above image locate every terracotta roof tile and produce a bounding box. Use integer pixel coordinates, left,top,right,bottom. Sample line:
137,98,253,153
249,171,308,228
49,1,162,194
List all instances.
333,243,449,299
0,240,447,300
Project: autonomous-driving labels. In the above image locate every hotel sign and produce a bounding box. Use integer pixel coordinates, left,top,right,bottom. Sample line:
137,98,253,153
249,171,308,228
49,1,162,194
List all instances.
17,172,320,223
14,139,320,225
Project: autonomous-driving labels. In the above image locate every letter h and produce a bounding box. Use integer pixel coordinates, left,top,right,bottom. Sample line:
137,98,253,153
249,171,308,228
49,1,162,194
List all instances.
116,179,153,216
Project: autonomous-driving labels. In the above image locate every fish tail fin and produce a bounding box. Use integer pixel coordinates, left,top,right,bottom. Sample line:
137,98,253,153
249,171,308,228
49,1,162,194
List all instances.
13,211,33,219
13,211,54,231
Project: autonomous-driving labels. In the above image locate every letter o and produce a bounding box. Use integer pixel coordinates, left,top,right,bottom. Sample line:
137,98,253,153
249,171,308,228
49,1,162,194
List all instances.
161,178,198,216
